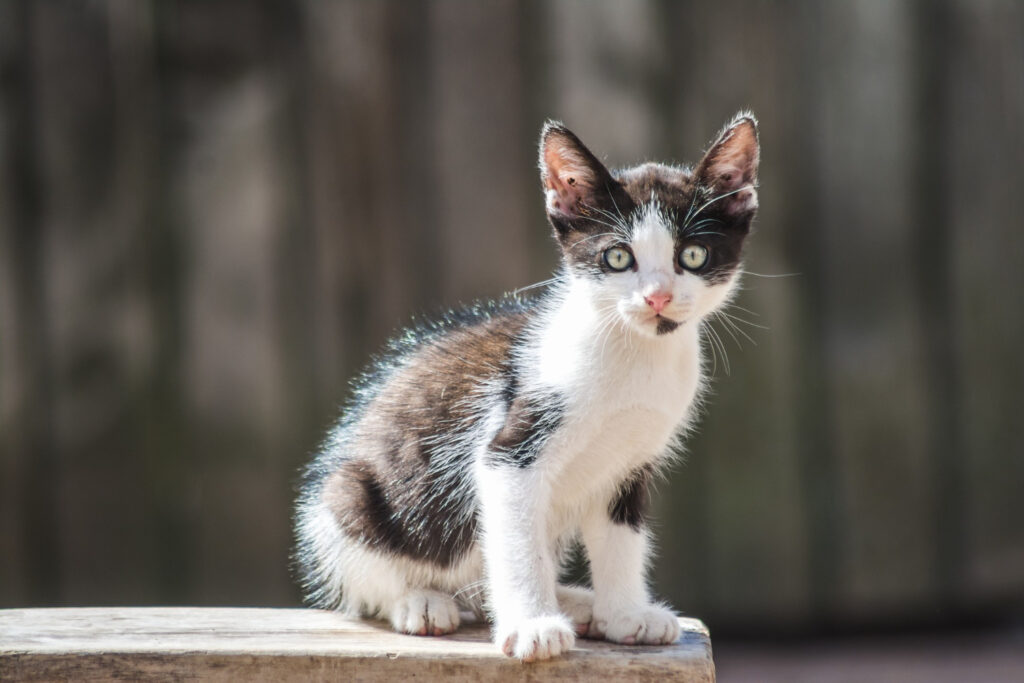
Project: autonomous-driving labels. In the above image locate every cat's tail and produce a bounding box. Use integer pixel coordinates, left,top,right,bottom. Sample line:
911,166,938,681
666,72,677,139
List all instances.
292,446,349,610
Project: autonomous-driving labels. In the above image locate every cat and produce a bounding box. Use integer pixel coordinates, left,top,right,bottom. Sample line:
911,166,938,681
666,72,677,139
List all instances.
294,112,759,661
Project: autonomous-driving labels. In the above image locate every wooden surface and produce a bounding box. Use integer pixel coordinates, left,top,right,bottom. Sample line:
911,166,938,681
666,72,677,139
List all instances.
0,607,715,682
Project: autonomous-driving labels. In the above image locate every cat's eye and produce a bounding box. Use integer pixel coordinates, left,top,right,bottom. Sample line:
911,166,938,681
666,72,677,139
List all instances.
603,246,634,272
679,245,709,271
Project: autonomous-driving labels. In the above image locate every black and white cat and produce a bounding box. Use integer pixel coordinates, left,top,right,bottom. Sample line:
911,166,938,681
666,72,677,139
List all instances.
295,113,759,661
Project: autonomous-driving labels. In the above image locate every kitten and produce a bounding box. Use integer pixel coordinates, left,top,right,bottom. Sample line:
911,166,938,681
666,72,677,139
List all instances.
294,113,759,661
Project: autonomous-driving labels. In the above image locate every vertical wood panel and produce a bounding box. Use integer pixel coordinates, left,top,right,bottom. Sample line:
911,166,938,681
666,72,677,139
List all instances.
545,0,661,159
948,0,1024,601
783,1,847,626
910,0,964,608
431,0,533,302
31,0,159,605
816,2,935,617
0,0,61,607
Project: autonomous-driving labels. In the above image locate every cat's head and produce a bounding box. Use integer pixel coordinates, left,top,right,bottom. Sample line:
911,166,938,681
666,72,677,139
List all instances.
539,113,759,338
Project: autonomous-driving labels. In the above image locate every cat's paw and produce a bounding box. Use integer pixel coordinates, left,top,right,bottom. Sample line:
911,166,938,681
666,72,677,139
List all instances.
496,615,575,662
556,585,595,636
388,590,460,636
590,604,681,645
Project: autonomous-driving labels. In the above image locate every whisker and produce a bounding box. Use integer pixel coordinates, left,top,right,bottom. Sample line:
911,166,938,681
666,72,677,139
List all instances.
704,320,731,375
713,312,743,349
453,580,489,603
723,313,758,345
511,276,562,295
572,231,620,246
604,180,627,226
582,203,631,238
594,307,621,361
714,325,731,375
587,213,627,233
701,320,718,376
719,308,769,330
743,271,801,278
575,210,628,236
724,303,759,316
683,218,724,234
684,186,749,228
716,310,757,346
682,182,704,226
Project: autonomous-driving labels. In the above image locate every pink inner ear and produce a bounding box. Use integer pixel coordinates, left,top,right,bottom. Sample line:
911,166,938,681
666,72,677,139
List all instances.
704,156,758,215
543,145,596,216
701,121,759,215
707,130,757,187
713,163,748,191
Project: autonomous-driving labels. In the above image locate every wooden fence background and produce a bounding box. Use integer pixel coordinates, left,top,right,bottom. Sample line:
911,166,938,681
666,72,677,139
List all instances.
2,0,1022,634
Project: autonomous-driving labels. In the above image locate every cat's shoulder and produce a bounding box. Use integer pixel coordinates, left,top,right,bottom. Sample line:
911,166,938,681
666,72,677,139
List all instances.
346,295,540,403
386,294,540,357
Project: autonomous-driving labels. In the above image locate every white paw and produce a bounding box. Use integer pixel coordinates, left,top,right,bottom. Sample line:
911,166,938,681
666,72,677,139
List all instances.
590,604,681,645
556,585,594,636
389,590,460,636
496,615,575,661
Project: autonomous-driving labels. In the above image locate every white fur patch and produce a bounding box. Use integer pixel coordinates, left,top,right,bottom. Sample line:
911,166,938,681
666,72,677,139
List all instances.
298,498,486,618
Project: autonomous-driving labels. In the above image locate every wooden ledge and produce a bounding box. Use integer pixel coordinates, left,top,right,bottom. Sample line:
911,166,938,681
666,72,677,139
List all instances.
0,607,714,681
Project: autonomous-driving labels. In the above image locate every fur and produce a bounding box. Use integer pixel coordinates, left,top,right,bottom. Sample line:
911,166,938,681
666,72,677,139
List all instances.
294,113,760,661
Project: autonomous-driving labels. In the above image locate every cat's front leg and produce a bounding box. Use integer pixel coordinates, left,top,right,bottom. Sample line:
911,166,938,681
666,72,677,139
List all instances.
476,464,575,661
580,498,681,645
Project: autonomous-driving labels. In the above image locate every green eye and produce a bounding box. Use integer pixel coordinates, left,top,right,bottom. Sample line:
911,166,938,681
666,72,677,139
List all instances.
603,246,634,271
679,244,709,271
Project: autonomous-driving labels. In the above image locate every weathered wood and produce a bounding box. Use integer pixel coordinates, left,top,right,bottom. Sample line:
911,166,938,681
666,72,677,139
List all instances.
0,607,714,682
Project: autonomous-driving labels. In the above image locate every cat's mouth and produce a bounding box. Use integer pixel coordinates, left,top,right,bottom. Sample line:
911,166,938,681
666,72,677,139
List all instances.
654,314,683,335
623,306,688,336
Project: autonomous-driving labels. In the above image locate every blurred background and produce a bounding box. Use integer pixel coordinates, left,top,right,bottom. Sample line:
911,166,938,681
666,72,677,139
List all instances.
2,0,1023,678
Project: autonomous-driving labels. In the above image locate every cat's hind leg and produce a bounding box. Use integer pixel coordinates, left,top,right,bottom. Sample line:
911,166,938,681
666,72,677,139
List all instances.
296,494,462,636
556,584,594,636
337,542,463,636
389,588,461,636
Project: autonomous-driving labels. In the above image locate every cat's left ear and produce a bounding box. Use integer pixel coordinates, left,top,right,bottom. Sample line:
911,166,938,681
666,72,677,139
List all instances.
539,122,621,229
694,113,759,218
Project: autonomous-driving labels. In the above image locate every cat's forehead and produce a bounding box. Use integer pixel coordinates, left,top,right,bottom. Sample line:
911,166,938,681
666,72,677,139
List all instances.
613,162,696,212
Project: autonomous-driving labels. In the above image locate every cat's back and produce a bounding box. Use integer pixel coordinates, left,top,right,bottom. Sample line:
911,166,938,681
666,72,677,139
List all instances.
316,297,537,470
367,299,534,429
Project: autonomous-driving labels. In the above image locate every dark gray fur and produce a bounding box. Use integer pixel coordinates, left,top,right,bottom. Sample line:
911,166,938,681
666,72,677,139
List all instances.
609,465,654,531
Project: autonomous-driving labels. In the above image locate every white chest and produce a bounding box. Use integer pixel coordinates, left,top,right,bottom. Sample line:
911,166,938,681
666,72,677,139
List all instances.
533,322,704,508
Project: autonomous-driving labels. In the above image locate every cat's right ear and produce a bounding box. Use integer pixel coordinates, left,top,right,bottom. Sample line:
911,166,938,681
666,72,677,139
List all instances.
539,122,619,230
693,113,759,219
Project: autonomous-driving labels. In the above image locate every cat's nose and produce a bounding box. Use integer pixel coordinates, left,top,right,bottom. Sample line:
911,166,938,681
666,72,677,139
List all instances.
644,292,672,314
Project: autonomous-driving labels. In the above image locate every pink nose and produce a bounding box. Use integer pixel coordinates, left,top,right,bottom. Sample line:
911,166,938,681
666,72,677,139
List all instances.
644,292,672,314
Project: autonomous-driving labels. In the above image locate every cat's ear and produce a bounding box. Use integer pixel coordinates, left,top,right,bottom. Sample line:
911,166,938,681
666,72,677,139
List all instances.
694,113,759,218
539,122,619,226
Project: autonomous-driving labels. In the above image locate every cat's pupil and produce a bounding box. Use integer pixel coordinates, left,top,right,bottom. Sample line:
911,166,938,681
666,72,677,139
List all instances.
604,246,633,272
679,245,709,271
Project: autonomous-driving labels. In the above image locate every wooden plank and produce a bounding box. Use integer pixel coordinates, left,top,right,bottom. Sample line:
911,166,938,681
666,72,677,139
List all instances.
948,1,1024,602
813,1,934,620
0,608,715,682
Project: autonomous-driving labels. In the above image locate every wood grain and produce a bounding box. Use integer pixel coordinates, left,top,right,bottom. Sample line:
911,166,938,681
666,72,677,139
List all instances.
0,607,715,682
